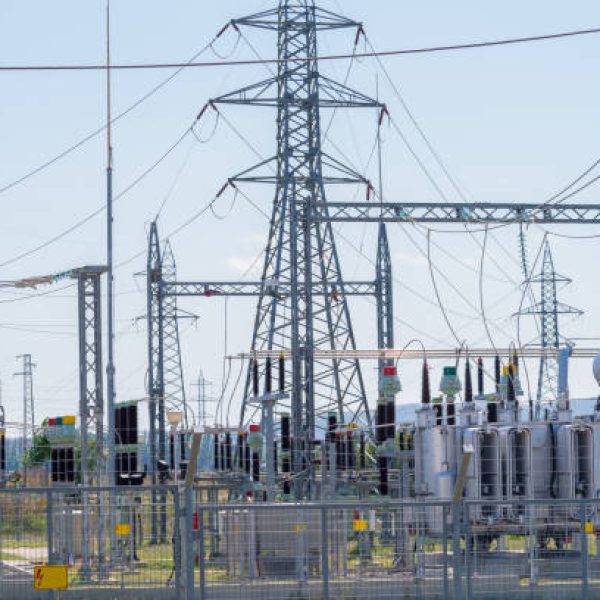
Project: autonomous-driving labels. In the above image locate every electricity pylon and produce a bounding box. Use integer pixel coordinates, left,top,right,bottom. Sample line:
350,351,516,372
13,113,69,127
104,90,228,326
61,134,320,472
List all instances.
519,241,582,411
212,1,382,495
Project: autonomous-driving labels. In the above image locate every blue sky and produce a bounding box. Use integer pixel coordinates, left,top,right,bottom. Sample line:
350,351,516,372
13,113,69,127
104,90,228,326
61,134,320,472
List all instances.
1,0,600,432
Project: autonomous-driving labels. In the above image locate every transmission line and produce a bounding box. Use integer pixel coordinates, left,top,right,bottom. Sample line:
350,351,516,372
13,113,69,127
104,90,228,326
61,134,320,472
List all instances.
1,26,598,71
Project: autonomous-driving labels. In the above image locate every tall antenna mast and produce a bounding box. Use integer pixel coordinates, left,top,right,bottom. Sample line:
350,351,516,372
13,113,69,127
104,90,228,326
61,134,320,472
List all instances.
104,0,117,567
105,0,116,487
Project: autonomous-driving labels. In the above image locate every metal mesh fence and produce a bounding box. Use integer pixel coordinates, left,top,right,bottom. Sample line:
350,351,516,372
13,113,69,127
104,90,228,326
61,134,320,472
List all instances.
2,487,600,598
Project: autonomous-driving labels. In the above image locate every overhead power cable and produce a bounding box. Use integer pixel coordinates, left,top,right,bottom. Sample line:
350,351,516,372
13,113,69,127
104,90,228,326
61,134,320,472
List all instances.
545,156,600,205
0,119,199,269
1,26,598,71
0,24,235,196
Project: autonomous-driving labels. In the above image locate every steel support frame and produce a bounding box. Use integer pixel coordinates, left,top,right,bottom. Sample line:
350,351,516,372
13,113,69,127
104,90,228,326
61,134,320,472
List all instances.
161,280,377,298
305,201,600,223
147,223,188,543
147,223,166,544
73,266,107,577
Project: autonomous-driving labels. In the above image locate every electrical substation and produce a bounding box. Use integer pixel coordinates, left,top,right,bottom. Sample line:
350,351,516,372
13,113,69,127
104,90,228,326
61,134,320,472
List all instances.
2,1,600,599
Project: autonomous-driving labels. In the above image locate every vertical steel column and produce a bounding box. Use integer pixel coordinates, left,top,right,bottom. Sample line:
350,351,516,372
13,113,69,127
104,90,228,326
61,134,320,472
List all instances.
183,485,195,600
46,489,54,566
581,506,589,599
452,503,462,600
321,505,329,600
147,223,164,543
73,266,107,578
172,489,182,595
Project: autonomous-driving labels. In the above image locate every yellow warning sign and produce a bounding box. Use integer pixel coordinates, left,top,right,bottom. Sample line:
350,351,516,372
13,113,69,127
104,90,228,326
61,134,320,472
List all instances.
586,521,594,534
293,523,307,533
115,523,131,536
33,565,68,590
353,519,368,532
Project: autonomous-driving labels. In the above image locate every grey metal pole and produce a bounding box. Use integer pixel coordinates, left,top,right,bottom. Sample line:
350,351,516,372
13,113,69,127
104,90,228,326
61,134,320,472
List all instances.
46,489,54,565
442,505,449,600
198,506,206,598
263,397,276,501
581,506,589,599
451,503,462,600
105,0,116,489
465,504,472,600
173,489,182,595
321,506,329,600
184,485,194,600
105,0,118,569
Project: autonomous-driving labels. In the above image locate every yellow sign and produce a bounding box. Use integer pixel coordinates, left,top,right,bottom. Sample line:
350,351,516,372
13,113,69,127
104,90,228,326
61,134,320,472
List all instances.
353,519,368,532
293,524,307,533
586,521,595,534
115,523,131,536
34,565,68,590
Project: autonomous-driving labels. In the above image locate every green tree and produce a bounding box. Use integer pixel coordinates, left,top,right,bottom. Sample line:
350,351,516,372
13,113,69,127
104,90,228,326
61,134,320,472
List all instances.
24,432,51,467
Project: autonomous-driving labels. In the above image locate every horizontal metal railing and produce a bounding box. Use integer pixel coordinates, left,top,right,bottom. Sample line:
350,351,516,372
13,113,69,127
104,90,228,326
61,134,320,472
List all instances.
0,485,598,599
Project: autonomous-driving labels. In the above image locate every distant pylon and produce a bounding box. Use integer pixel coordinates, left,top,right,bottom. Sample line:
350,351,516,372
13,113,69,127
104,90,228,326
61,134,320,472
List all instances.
518,241,582,411
146,221,189,543
14,354,35,459
161,240,189,429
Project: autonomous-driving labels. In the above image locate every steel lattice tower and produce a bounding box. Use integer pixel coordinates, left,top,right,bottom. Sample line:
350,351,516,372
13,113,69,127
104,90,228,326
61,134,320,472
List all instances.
14,354,35,460
146,221,188,541
71,266,107,578
519,241,582,409
213,1,381,492
161,240,189,429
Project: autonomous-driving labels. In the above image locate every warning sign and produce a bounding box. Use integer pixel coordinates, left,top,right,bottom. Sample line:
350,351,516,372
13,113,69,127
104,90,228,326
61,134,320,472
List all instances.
33,565,68,590
115,523,131,536
353,519,368,532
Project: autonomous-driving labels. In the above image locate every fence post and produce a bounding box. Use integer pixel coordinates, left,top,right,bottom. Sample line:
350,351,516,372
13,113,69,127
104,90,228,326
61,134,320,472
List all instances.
198,505,206,599
46,489,54,565
184,485,195,600
464,504,472,600
581,504,589,600
173,489,182,597
321,506,329,600
452,502,462,600
442,504,449,600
